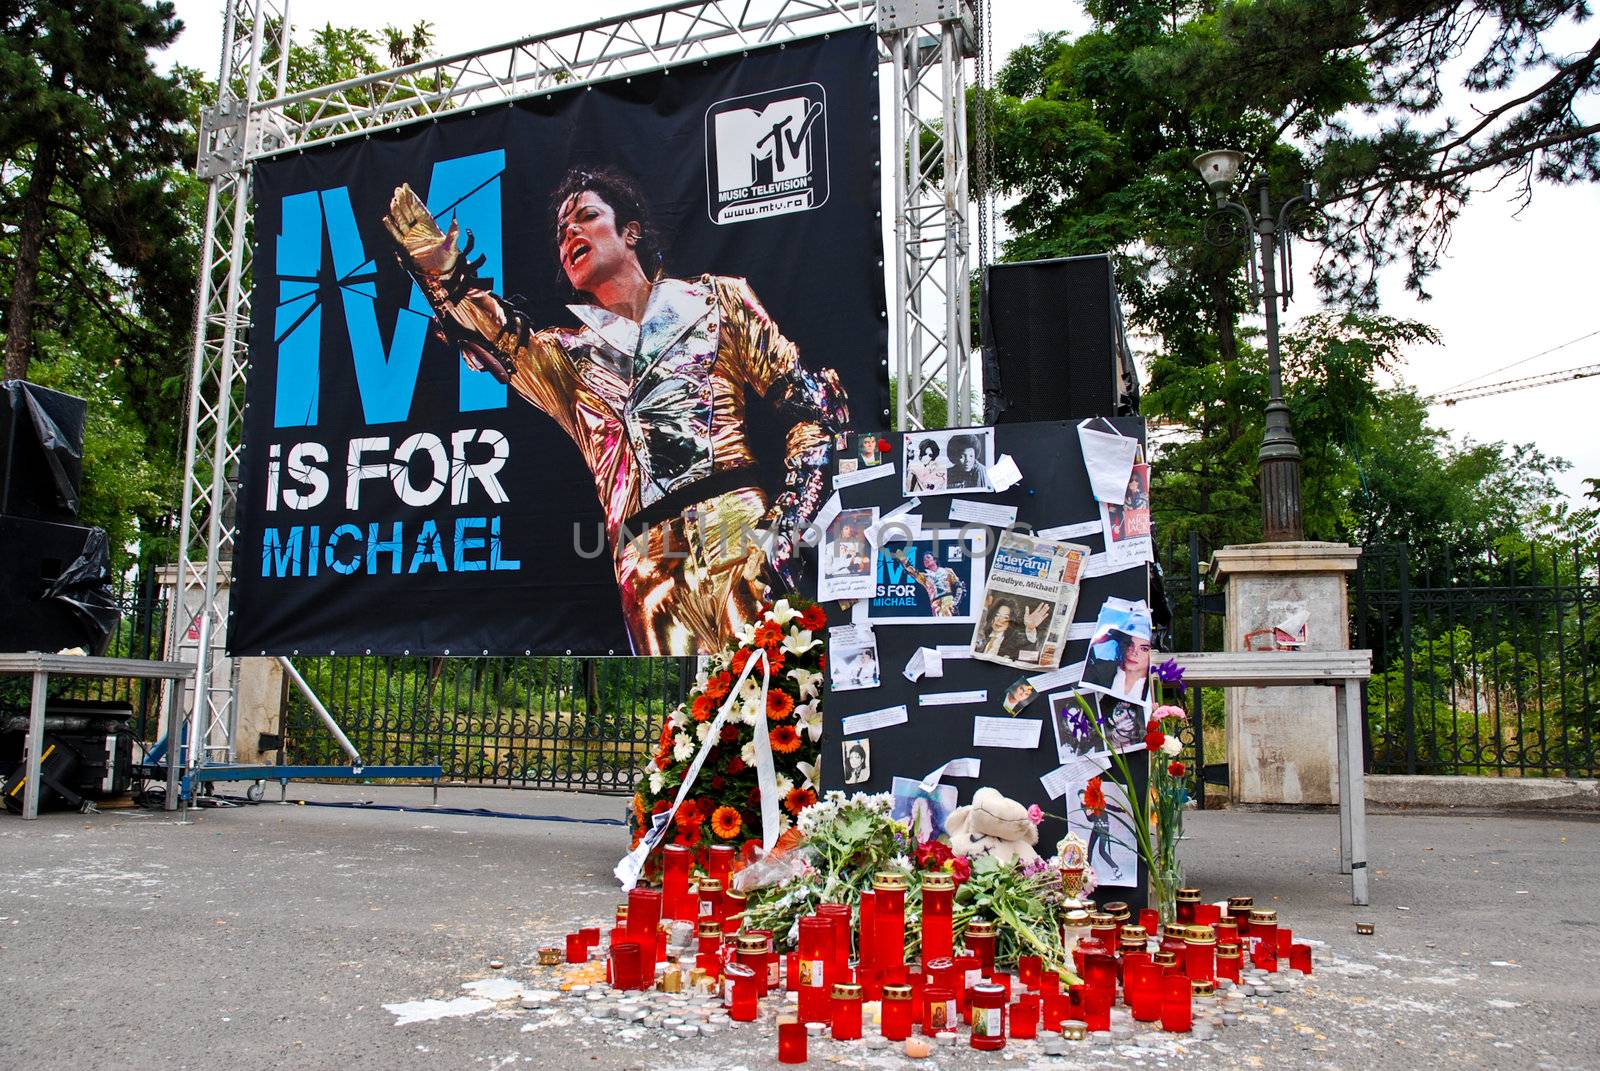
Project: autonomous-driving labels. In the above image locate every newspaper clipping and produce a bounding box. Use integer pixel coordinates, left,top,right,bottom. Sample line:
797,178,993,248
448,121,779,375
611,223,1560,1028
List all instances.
970,531,1090,671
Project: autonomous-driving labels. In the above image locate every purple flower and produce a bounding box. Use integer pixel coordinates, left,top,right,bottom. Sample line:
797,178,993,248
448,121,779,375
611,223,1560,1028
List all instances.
1155,658,1187,695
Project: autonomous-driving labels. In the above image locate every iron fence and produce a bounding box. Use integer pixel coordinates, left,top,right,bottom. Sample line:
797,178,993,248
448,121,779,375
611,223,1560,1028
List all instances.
1355,542,1600,778
282,655,692,793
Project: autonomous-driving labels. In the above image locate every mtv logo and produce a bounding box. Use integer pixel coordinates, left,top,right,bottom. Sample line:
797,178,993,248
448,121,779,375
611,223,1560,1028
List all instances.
705,82,829,224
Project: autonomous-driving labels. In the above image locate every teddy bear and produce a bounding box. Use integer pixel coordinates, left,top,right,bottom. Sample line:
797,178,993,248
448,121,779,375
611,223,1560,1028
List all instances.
944,786,1040,868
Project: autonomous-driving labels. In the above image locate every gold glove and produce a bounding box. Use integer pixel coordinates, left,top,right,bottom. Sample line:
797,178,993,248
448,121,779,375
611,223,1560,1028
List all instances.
381,184,459,277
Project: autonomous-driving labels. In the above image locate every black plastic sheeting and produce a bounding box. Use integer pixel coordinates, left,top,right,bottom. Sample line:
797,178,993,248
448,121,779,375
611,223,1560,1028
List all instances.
4,380,83,515
43,527,120,654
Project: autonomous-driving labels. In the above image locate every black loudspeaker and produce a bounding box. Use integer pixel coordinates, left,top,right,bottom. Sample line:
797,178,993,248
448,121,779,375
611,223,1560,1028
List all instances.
980,255,1140,423
0,516,112,654
0,380,87,522
0,699,135,811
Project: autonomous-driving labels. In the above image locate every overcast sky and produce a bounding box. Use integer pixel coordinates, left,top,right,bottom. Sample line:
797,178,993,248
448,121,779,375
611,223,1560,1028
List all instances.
158,1,1600,505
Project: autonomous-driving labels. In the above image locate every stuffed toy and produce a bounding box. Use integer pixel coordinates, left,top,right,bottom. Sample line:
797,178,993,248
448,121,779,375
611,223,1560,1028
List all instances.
945,786,1040,867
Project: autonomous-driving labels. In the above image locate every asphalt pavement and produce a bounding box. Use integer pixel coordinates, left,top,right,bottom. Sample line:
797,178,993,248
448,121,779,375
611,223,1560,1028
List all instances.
1,782,1595,1070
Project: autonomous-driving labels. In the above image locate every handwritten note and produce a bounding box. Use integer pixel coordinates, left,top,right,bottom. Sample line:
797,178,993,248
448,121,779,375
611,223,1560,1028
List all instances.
1039,754,1110,800
1028,665,1084,692
948,499,1019,528
841,704,909,736
918,690,988,707
972,716,1043,750
833,464,897,490
1036,519,1102,541
989,454,1023,491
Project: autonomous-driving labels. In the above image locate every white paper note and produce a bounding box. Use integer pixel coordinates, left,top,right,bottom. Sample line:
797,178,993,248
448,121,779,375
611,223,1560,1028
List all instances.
918,690,988,707
833,463,898,490
1028,665,1084,691
1080,552,1143,580
903,647,927,682
989,453,1023,492
1039,754,1110,800
841,704,909,736
936,645,974,660
973,716,1043,750
812,491,843,538
1037,519,1104,541
1067,621,1096,640
922,649,944,678
1077,418,1139,503
948,499,1020,527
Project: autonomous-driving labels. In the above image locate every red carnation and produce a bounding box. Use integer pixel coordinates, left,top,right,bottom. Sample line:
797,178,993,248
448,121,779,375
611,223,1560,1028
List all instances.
727,756,747,774
720,724,741,744
1144,719,1165,752
1168,761,1186,778
877,437,893,453
949,857,972,884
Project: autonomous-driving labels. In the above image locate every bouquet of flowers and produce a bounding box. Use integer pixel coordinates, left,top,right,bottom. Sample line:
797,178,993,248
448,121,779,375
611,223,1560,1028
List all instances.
627,598,827,872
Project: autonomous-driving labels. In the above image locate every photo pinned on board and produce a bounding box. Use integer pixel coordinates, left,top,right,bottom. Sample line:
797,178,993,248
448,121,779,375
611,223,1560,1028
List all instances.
1001,677,1039,715
841,738,871,785
890,775,958,840
900,427,995,495
1067,777,1137,887
828,622,880,692
1049,689,1146,764
819,506,878,602
1076,597,1154,708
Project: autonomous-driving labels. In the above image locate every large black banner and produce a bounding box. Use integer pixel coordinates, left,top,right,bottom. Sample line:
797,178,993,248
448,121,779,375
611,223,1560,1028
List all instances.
230,29,886,657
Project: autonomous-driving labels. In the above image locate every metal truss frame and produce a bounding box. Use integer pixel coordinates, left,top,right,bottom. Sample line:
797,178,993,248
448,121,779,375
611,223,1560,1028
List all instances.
169,0,975,798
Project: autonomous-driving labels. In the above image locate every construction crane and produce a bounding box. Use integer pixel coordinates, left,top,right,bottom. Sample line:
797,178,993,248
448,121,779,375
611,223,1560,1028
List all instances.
1430,362,1600,406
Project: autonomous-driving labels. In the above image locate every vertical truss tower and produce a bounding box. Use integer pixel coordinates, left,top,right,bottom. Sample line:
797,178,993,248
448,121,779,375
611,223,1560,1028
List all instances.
169,0,977,792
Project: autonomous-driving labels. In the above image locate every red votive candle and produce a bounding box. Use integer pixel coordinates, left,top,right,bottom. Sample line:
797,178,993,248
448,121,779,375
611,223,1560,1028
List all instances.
1184,926,1216,984
832,981,864,1040
697,878,723,926
1010,994,1040,1039
1214,921,1238,947
969,982,1007,1050
818,903,853,975
1195,903,1223,926
1041,977,1066,1031
579,925,600,949
858,890,878,971
750,929,779,993
923,985,956,1035
724,888,748,932
1017,954,1042,991
1084,952,1117,993
1228,897,1254,936
927,956,957,995
955,952,981,1015
1290,943,1313,975
696,919,724,977
882,983,913,1040
1127,963,1161,1022
1216,944,1242,983
1064,984,1087,1024
921,872,955,962
991,971,1013,1003
1249,910,1279,972
1084,983,1112,1032
872,872,908,971
798,915,832,1023
1277,927,1294,955
1176,887,1201,925
965,920,997,977
608,940,641,990
662,844,693,921
1160,975,1191,1033
627,888,661,946
725,963,758,1021
777,1021,806,1064
565,933,587,963
706,844,735,888
735,933,770,997
1140,908,1161,934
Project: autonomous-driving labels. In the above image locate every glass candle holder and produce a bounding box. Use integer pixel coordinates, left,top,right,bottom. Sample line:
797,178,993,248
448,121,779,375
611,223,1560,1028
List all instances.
797,915,833,1023
1290,943,1313,975
662,844,694,921
565,933,588,964
1083,953,1117,993
725,963,758,1021
627,888,662,948
872,873,908,971
1064,984,1087,1025
1139,907,1161,935
706,844,735,887
1160,975,1191,1033
1228,897,1254,936
697,878,723,925
857,890,878,971
831,982,864,1040
1277,927,1294,956
1215,944,1241,984
922,985,956,1036
1195,903,1223,926
964,920,997,977
1103,901,1131,944
926,956,957,996
609,940,642,991
777,1021,806,1064
968,982,1007,1051
1249,910,1279,973
750,928,779,992
1041,977,1066,1032
1214,921,1238,947
735,934,770,997
1083,983,1112,1032
1184,926,1216,984
955,953,981,1015
818,903,853,975
1016,954,1042,992
921,872,955,962
1175,887,1201,926
615,905,629,926
881,983,913,1040
1010,995,1040,1039
990,971,1013,1003
579,925,600,950
1063,909,1092,956
724,889,748,933
1126,963,1161,1022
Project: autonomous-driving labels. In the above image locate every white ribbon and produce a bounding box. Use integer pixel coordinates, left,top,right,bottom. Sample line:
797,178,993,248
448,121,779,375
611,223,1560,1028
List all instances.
615,647,780,890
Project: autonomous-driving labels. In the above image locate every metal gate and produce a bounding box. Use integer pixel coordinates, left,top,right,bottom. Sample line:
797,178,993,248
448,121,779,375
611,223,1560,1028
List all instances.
281,656,691,793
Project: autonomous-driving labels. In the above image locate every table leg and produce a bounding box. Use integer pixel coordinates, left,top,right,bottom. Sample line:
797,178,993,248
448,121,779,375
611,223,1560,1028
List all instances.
1340,680,1370,906
21,670,49,820
1335,683,1353,876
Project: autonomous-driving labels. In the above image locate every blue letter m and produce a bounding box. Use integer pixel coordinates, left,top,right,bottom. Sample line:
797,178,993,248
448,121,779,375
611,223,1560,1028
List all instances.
272,150,507,427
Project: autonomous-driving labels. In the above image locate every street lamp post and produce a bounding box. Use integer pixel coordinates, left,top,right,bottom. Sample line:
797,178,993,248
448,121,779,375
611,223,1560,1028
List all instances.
1194,150,1316,543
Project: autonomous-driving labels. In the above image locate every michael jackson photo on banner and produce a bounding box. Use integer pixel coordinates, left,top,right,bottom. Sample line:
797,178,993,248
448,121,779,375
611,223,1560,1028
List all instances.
230,29,887,657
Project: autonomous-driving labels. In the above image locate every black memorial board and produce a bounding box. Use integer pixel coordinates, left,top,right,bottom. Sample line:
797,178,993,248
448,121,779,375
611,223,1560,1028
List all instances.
820,418,1150,908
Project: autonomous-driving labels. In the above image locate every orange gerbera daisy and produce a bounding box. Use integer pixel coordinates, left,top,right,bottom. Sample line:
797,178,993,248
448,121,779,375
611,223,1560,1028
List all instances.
691,693,717,722
710,805,743,839
783,786,817,816
766,689,796,721
704,671,732,701
799,604,827,631
753,620,784,649
769,724,802,753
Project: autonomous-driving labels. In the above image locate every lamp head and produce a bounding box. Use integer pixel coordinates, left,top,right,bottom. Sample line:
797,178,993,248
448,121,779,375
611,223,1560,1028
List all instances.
1193,149,1244,204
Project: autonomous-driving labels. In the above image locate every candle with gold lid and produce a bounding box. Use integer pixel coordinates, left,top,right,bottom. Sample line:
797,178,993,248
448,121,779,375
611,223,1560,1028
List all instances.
831,981,863,1040
697,878,723,925
881,983,914,1040
724,888,749,932
964,919,997,978
872,872,909,971
1175,887,1202,925
1183,925,1216,983
1118,924,1149,956
921,871,956,962
1227,897,1254,936
1215,943,1242,983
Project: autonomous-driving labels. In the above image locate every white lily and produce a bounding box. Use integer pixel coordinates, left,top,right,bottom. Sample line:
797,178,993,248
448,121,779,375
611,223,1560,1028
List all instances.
796,760,820,790
768,598,802,626
733,619,758,647
695,720,712,743
795,701,824,742
787,667,823,700
782,627,822,655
